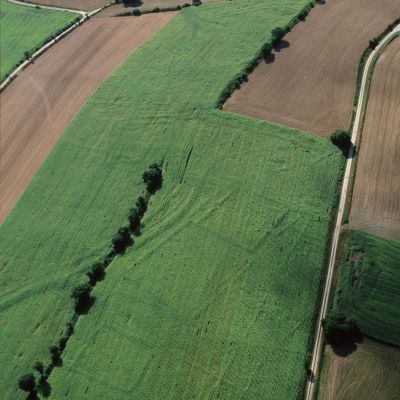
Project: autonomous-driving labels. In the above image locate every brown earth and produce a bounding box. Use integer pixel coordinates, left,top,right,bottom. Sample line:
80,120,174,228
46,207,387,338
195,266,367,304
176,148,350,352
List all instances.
0,13,175,223
224,0,400,137
350,37,400,239
318,338,400,400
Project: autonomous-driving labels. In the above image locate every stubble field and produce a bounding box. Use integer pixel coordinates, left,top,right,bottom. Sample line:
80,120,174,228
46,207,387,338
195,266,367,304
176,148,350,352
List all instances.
350,37,400,240
224,0,400,136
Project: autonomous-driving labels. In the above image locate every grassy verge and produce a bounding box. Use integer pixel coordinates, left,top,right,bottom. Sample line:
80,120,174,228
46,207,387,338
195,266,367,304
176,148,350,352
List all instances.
0,0,77,81
332,230,400,347
0,1,343,399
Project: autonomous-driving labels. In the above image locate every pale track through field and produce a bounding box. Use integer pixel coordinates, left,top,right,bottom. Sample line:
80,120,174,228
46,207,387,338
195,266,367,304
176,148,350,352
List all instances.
6,0,87,15
305,23,400,400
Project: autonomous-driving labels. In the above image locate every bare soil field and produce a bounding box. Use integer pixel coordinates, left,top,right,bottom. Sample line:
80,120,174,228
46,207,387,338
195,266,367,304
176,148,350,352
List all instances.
318,338,400,400
350,38,400,239
224,0,400,137
0,13,175,223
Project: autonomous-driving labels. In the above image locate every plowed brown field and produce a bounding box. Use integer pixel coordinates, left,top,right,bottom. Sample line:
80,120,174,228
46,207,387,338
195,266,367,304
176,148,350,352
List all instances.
0,13,175,223
350,37,400,239
224,0,400,137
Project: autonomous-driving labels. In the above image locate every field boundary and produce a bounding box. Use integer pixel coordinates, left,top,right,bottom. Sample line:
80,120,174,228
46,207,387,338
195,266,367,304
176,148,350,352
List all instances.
0,1,109,91
7,0,86,15
17,164,163,398
216,0,318,109
304,21,400,400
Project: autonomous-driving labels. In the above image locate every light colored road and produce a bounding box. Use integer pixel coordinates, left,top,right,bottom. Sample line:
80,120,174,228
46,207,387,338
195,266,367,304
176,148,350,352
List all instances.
305,22,400,400
7,0,86,15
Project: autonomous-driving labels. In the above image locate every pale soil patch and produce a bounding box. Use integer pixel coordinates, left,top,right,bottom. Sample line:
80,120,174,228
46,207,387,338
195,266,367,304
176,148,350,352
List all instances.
0,13,175,223
224,0,400,137
350,38,400,239
318,338,400,400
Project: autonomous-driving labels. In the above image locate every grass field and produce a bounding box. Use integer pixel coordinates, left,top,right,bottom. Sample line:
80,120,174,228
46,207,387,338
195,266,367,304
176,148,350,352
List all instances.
0,1,344,399
334,230,400,347
0,0,76,80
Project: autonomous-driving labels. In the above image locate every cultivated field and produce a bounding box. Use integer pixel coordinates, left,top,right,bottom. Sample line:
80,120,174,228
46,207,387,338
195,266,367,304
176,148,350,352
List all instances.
224,0,400,137
25,0,109,11
0,13,175,223
334,230,400,347
350,37,400,240
0,1,344,399
0,0,76,80
319,338,400,400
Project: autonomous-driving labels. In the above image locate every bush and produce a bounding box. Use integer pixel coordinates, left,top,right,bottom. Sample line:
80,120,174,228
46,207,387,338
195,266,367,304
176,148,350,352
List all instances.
49,345,61,364
71,282,92,312
58,335,69,351
142,163,162,193
18,373,36,393
33,361,44,376
369,38,378,49
192,0,202,5
131,9,141,16
271,27,285,46
128,208,141,232
323,311,360,343
87,262,105,285
112,226,131,253
136,196,147,216
330,129,352,150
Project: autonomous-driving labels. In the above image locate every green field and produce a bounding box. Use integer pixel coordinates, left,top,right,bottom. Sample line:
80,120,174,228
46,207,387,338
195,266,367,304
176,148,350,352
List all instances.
0,1,344,399
334,229,400,347
0,0,76,80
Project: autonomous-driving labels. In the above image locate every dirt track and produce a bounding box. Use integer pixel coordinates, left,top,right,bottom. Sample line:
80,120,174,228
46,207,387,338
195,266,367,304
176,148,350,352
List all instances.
224,0,400,137
0,13,175,223
24,0,109,11
318,339,400,400
350,38,400,239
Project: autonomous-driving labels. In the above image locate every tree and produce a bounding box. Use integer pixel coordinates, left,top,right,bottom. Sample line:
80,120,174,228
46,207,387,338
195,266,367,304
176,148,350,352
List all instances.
87,262,105,285
49,345,61,364
18,373,36,393
330,129,352,150
33,361,44,376
323,310,360,343
71,282,92,312
271,27,285,46
111,226,131,253
142,164,162,193
135,196,147,216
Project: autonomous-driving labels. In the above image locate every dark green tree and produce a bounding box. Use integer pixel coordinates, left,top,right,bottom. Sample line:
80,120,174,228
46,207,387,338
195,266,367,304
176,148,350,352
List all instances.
18,373,36,393
330,129,352,150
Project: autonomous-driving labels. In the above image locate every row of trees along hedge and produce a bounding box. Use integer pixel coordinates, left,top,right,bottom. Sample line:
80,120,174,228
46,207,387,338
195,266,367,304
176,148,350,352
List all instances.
17,163,163,398
117,1,198,16
216,0,317,108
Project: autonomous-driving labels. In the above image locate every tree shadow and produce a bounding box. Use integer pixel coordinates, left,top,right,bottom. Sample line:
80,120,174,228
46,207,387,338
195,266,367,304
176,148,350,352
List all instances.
263,52,275,64
316,0,326,4
329,330,364,357
75,296,96,315
27,392,39,400
122,0,143,8
274,40,290,52
39,381,52,398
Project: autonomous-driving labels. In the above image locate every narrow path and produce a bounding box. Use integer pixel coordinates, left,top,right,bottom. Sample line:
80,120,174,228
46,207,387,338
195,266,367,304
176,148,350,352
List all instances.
7,0,87,15
304,22,400,400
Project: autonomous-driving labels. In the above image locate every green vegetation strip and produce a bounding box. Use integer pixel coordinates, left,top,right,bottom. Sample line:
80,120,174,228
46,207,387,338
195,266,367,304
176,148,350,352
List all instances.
0,1,343,399
332,230,400,347
0,0,78,81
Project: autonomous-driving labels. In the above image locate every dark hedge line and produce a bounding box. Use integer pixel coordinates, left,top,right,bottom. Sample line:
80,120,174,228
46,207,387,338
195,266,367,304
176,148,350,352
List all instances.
1,16,81,84
17,163,163,398
116,1,197,17
216,1,319,109
350,17,400,129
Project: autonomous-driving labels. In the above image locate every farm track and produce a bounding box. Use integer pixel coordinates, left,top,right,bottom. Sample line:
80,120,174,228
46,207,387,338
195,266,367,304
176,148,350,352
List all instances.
0,13,176,223
350,37,400,240
224,0,400,137
305,24,400,400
